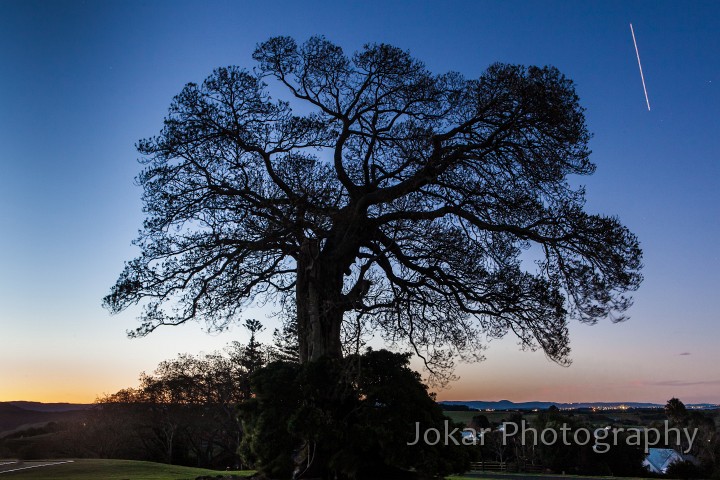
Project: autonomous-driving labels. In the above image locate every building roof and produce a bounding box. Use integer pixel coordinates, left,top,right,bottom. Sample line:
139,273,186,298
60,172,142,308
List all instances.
643,448,683,473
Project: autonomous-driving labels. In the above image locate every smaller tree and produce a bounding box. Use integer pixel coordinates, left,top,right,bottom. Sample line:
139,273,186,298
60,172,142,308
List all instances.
233,318,267,399
665,398,688,425
469,414,491,431
270,315,301,363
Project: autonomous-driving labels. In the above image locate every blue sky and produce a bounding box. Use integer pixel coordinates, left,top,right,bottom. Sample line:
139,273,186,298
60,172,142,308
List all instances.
0,0,718,403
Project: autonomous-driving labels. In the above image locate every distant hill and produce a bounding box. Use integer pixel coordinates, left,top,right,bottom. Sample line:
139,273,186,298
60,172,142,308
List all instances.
5,401,92,412
0,402,91,436
440,400,720,411
0,403,27,415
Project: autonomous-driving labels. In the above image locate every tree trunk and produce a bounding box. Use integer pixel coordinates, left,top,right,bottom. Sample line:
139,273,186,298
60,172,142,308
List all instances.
296,239,345,363
293,240,346,479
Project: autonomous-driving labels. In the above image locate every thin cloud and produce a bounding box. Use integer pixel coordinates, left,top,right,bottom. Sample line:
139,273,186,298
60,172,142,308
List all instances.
679,352,692,356
648,380,720,387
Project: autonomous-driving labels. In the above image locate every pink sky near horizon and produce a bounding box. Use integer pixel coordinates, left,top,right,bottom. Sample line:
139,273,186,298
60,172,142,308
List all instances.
2,319,717,405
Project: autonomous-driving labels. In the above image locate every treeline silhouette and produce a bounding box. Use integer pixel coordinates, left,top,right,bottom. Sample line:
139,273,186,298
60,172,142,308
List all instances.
0,319,287,469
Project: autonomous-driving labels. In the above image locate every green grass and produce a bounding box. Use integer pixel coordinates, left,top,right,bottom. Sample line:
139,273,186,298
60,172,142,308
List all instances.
447,477,503,480
0,459,661,480
0,459,255,479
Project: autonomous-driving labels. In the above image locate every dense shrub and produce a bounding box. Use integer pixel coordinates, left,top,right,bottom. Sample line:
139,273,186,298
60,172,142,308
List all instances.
240,349,471,479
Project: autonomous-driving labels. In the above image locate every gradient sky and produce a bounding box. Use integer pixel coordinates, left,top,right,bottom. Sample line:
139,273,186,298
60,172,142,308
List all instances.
1,0,718,404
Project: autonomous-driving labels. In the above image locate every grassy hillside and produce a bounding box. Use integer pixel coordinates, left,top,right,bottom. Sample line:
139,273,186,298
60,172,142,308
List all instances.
0,459,255,479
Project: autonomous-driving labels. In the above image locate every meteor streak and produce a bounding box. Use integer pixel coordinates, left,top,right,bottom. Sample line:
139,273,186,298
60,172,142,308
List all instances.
630,23,651,111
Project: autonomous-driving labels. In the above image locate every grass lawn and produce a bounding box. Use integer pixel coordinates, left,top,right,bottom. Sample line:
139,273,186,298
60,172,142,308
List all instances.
447,477,503,480
0,459,255,479
0,460,659,480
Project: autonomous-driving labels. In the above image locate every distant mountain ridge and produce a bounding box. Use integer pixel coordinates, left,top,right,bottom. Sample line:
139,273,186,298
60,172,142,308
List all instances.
440,400,719,410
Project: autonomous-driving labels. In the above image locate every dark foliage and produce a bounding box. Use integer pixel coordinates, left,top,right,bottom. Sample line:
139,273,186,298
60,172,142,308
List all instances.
666,398,689,424
665,460,705,479
531,409,646,476
440,405,478,412
239,349,471,479
469,414,491,430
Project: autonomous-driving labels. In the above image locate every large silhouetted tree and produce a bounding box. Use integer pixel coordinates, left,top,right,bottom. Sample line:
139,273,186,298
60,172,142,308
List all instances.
104,36,641,376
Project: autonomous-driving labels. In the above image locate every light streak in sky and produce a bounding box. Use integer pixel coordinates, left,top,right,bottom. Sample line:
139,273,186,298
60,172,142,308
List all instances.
630,23,651,111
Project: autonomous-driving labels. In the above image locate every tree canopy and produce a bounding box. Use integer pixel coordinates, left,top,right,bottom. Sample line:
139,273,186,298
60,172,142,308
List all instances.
104,35,642,375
